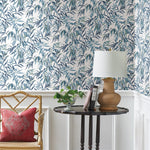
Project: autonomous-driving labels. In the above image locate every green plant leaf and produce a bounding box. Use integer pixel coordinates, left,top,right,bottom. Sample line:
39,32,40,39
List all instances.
58,100,62,103
78,91,85,98
54,86,85,104
60,89,64,92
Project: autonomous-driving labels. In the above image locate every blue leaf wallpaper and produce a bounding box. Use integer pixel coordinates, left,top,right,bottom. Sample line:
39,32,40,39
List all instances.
0,0,149,96
135,0,150,96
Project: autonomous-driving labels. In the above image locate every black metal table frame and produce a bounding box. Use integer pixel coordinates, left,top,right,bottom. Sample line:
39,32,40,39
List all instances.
54,105,129,150
81,114,100,150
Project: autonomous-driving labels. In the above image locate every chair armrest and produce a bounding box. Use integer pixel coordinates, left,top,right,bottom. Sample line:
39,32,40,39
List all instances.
38,113,44,145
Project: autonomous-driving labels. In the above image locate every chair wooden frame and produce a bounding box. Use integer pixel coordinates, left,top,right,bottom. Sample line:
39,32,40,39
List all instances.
0,91,44,150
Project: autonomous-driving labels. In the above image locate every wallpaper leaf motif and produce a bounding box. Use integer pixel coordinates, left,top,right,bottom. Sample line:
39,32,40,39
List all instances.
0,0,148,96
135,0,150,96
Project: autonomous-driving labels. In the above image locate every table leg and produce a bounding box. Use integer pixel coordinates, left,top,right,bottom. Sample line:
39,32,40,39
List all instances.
96,115,100,150
80,115,85,150
89,115,93,150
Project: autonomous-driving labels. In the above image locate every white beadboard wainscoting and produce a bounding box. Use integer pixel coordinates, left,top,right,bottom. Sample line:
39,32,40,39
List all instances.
0,90,149,150
134,92,150,150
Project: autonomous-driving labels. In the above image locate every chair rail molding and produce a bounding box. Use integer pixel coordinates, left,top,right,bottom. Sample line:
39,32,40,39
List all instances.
0,90,134,97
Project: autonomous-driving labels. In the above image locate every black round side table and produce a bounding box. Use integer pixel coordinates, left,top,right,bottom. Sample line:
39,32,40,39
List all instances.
54,105,129,150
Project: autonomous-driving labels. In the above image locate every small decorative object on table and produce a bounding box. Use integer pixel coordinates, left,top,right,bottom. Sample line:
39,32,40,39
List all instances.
54,86,85,111
83,85,99,110
88,85,98,110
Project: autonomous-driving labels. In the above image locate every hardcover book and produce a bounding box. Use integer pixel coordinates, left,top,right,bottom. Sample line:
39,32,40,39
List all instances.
83,85,98,110
88,85,98,110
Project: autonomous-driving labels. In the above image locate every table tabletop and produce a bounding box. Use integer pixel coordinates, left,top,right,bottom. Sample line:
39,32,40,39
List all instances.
53,105,129,116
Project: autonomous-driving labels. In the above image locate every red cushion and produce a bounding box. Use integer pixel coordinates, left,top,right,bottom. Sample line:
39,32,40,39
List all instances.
0,108,36,142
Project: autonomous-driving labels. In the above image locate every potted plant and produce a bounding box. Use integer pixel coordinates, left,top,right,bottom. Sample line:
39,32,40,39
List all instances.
54,86,85,110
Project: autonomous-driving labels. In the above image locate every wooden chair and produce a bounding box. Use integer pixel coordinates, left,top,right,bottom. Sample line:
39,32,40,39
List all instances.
0,91,44,150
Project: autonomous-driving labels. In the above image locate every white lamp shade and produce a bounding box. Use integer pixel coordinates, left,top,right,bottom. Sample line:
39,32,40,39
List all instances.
93,51,127,78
